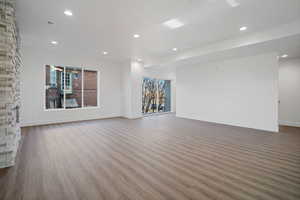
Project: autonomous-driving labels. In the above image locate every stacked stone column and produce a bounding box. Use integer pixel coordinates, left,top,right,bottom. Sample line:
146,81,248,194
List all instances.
0,0,21,168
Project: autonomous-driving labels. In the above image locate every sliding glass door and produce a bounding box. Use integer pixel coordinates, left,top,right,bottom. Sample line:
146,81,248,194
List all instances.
142,78,171,114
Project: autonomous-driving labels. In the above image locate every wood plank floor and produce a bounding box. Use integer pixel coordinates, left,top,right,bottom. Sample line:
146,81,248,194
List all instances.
1,114,300,200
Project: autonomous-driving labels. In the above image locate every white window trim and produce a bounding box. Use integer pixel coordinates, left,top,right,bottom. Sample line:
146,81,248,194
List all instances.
44,65,100,111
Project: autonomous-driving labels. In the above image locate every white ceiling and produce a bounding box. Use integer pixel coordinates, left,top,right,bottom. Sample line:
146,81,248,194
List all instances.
17,0,300,65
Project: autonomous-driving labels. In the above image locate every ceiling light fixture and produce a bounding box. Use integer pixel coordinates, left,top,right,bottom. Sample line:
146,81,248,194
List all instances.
226,0,240,7
64,10,73,16
281,54,288,58
51,41,58,45
133,34,140,38
103,51,108,55
172,48,178,52
163,19,184,29
240,26,247,31
137,58,142,62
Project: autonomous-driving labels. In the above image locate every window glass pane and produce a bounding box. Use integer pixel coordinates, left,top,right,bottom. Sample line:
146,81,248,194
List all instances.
157,80,171,112
142,78,157,114
45,65,64,109
83,70,98,107
65,67,82,109
142,78,171,114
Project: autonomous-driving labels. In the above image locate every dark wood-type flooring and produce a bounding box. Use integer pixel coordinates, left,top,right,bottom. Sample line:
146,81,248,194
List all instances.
1,114,300,200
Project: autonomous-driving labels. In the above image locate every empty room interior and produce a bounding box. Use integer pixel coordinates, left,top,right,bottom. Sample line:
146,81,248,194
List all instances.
1,0,300,199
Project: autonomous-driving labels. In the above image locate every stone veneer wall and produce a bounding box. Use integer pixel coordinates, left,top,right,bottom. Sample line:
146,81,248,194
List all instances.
0,0,21,168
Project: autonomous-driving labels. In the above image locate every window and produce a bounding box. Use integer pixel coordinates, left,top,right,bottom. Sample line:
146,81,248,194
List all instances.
142,78,171,114
61,72,72,92
45,65,98,110
65,67,82,109
83,70,98,107
45,65,64,109
50,68,57,87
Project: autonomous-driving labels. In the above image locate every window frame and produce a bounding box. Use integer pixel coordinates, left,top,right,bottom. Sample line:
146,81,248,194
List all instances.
44,65,100,111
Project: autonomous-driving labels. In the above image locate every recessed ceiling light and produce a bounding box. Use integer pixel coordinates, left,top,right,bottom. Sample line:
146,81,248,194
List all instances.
64,10,73,16
226,0,240,7
281,54,288,58
172,48,178,52
103,51,108,55
51,41,58,45
240,26,247,31
163,19,184,29
133,34,140,38
137,58,142,62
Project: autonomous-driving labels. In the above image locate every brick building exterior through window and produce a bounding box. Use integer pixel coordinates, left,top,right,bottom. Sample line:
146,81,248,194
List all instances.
45,65,98,109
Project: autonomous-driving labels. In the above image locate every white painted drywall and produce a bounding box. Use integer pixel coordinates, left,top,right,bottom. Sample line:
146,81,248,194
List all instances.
121,61,144,119
130,61,144,119
176,53,279,132
143,67,176,112
279,58,300,127
20,47,122,127
121,61,132,119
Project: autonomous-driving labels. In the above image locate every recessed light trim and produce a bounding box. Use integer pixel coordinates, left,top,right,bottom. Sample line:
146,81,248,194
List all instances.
51,41,58,45
103,51,108,55
240,26,247,31
281,54,288,58
172,48,178,52
137,58,142,62
133,34,140,38
163,19,184,29
64,10,73,16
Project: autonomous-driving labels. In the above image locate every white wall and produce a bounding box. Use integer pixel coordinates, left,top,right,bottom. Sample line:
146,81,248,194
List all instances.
121,61,132,119
20,44,175,126
279,58,300,127
121,61,145,119
143,67,176,112
130,62,144,118
20,47,122,127
176,53,279,132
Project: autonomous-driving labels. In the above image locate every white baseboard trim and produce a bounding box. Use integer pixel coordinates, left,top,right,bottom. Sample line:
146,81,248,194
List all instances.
279,121,300,128
176,114,279,133
20,115,122,127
